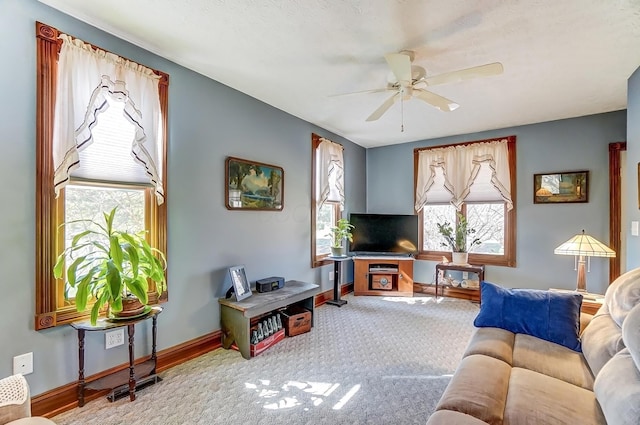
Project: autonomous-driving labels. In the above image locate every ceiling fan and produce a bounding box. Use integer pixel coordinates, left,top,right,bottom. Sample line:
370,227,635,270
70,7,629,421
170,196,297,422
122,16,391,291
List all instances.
337,50,503,124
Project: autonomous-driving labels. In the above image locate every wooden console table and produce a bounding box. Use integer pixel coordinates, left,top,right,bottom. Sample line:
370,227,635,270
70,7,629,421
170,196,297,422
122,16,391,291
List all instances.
353,256,414,297
70,307,162,407
219,280,320,359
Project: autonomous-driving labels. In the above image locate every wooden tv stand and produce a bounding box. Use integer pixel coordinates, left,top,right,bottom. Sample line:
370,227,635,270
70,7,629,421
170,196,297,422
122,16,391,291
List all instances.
353,256,414,297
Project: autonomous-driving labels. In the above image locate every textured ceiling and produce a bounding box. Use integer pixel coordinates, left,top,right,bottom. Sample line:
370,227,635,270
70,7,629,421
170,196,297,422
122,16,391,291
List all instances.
39,0,640,148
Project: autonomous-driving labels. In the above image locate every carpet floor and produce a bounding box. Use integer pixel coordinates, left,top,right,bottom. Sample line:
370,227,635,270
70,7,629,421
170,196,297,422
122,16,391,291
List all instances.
53,294,479,425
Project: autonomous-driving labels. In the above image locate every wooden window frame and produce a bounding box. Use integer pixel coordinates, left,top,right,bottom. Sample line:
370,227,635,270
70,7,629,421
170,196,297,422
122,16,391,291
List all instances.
35,22,169,330
413,136,517,267
311,133,341,268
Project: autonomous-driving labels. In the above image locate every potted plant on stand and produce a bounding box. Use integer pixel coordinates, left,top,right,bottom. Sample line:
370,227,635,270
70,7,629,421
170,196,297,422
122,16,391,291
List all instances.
329,218,354,257
54,207,167,325
436,213,481,265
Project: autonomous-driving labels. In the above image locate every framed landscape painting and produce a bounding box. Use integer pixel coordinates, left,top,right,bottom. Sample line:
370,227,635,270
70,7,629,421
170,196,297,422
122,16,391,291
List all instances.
225,156,284,210
533,170,588,204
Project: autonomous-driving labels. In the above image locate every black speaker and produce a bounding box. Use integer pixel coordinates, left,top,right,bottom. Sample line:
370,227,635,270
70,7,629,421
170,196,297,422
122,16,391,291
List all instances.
256,276,285,293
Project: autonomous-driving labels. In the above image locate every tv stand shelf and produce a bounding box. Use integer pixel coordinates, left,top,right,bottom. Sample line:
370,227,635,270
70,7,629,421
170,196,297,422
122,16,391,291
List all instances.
353,256,414,297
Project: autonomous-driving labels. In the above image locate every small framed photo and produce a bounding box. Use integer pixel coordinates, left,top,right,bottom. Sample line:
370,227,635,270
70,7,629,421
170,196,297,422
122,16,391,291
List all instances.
228,265,252,301
533,170,588,204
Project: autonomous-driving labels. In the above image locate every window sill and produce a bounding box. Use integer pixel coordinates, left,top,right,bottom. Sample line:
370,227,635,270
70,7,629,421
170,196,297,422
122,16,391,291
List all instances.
416,251,515,268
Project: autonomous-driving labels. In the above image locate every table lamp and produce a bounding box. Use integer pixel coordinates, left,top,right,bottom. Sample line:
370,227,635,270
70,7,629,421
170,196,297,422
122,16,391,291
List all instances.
554,230,615,292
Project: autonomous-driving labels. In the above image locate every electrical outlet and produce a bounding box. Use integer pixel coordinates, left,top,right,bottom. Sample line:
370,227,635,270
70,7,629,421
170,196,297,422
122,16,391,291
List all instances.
329,272,334,281
106,329,125,349
13,352,33,375
462,272,469,280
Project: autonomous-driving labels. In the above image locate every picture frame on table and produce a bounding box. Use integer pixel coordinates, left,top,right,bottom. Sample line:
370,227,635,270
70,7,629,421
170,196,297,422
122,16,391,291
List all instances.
228,265,252,301
533,170,588,204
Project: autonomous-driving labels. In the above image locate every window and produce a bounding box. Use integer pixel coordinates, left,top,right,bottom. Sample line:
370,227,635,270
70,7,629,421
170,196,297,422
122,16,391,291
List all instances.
414,136,516,267
35,22,168,329
311,133,343,267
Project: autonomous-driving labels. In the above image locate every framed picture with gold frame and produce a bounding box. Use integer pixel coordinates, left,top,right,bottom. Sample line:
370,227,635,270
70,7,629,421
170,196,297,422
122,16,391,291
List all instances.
533,170,588,204
225,156,284,211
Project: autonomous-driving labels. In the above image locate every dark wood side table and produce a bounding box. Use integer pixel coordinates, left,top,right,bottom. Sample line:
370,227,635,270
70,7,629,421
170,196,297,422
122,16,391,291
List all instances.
550,289,604,315
327,256,350,307
70,306,162,407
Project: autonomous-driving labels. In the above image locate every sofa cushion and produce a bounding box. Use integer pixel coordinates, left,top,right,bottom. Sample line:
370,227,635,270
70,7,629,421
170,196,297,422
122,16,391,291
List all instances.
504,368,606,425
436,354,511,425
426,410,491,425
605,267,640,327
581,306,625,377
512,333,594,390
594,304,640,425
623,303,640,370
474,281,582,351
593,348,640,425
463,327,515,365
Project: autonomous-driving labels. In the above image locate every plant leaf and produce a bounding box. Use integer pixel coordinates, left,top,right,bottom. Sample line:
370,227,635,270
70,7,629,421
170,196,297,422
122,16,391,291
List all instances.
105,259,122,302
127,276,148,304
66,256,87,287
104,208,117,236
110,235,124,272
123,243,139,278
53,253,66,278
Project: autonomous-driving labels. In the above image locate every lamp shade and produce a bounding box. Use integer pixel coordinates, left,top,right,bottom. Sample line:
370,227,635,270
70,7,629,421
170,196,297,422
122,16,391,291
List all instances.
554,230,615,258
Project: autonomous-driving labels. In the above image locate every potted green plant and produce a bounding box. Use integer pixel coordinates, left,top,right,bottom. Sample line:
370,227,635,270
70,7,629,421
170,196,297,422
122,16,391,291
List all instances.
436,213,481,264
53,207,167,325
330,218,355,257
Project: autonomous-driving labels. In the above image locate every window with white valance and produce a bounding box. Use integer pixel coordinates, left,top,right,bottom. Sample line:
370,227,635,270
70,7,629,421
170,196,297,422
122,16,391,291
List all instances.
35,22,169,329
315,137,345,210
53,34,164,204
415,139,513,212
413,136,517,267
311,134,344,267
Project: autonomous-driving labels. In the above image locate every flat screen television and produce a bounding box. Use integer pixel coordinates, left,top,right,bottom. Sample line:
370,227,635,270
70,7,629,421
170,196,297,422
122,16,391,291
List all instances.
348,213,419,256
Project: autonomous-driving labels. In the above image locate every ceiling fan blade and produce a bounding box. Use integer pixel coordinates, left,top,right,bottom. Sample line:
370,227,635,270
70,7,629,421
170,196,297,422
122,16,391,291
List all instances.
366,93,400,121
384,53,412,86
423,62,503,86
414,89,460,112
329,88,390,97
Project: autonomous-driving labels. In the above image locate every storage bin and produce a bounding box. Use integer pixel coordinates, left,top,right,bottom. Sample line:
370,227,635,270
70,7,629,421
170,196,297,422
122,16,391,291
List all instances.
281,305,312,336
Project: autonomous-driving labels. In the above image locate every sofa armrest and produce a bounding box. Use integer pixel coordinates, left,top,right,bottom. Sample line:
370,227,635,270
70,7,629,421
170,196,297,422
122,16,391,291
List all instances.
0,375,30,425
580,312,594,335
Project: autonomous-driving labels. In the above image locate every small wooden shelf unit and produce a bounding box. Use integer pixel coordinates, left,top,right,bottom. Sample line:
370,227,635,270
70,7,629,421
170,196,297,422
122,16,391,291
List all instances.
435,263,485,303
353,256,414,297
219,280,320,359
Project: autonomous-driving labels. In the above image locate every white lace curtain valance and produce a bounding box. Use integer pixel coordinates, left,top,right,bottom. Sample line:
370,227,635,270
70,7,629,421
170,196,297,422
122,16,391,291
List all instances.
316,138,345,211
415,139,513,212
52,33,164,204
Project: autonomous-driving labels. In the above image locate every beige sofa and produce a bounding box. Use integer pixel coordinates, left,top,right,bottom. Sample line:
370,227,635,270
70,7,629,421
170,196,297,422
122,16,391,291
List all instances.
0,375,55,425
426,268,640,425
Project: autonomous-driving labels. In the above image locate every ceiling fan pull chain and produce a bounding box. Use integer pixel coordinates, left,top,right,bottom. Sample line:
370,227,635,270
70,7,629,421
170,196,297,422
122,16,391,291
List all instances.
401,95,405,132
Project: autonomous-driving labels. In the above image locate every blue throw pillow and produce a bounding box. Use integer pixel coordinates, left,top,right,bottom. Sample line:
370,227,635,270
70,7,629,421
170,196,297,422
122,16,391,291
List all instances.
474,281,583,351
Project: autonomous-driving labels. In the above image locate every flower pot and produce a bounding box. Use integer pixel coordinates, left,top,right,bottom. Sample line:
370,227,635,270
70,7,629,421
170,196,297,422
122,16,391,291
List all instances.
112,297,146,318
331,246,346,257
451,252,469,265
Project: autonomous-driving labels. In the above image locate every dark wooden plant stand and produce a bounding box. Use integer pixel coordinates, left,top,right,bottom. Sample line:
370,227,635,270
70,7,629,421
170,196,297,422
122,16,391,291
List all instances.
70,307,162,407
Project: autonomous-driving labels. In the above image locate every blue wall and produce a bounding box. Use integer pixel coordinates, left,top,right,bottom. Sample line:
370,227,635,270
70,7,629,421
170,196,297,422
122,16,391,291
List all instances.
626,66,640,270
0,0,366,395
367,112,626,293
